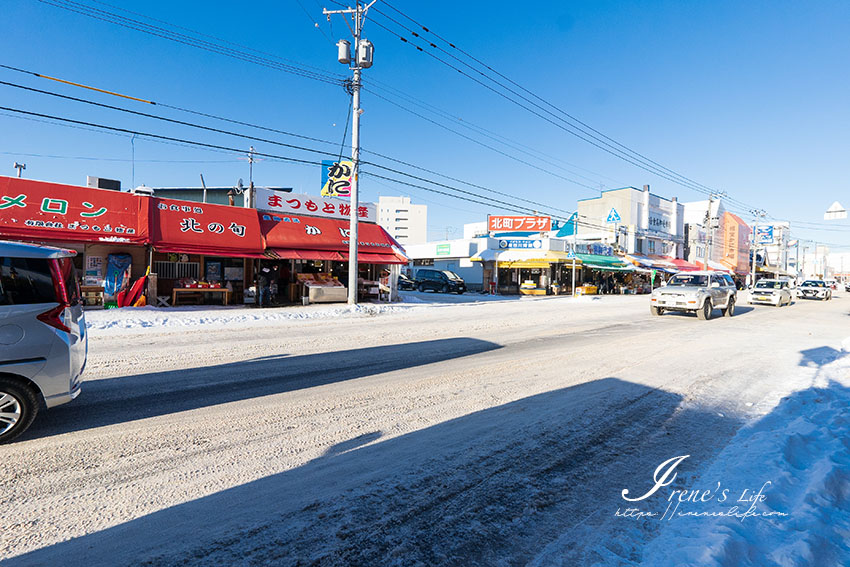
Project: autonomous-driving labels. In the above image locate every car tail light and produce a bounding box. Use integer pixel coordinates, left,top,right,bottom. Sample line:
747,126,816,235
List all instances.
37,304,71,334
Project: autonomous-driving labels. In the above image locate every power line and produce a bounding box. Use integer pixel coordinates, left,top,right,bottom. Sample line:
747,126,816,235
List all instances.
0,105,590,223
38,0,346,86
0,72,582,223
369,4,768,215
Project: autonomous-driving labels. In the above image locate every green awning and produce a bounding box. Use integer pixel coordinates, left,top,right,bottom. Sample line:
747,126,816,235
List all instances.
575,253,632,271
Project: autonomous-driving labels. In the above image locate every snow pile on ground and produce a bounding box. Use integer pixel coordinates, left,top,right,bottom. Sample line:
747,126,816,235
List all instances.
633,340,850,567
84,291,569,334
84,302,417,334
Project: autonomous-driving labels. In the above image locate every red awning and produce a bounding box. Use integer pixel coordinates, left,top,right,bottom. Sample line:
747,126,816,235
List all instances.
342,252,409,264
151,197,265,257
0,176,149,245
260,213,403,255
266,248,345,261
668,258,702,271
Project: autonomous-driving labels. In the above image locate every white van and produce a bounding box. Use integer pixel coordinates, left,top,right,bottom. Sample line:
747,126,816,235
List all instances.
0,241,87,443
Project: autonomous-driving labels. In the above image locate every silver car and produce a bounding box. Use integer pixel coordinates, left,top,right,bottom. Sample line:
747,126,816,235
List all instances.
650,271,737,320
0,241,87,443
748,279,793,307
797,280,832,301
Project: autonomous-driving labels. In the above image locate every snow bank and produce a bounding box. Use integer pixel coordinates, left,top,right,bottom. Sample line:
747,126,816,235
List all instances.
634,342,850,567
84,303,417,334
84,291,571,334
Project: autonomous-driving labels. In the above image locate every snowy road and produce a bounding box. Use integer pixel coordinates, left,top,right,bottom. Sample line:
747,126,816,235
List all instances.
2,293,848,566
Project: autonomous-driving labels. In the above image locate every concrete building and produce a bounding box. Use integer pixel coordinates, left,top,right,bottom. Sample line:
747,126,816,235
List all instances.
576,185,684,257
682,199,724,265
378,196,427,246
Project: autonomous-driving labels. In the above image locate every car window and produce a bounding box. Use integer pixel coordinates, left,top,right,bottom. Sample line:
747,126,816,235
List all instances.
668,274,707,286
723,275,735,287
0,257,58,305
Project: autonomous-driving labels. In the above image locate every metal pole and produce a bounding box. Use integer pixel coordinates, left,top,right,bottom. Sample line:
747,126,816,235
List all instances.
703,195,713,270
347,4,363,305
200,173,207,204
571,227,577,297
750,212,763,288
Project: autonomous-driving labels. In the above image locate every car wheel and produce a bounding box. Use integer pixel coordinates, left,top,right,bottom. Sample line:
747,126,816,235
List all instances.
0,378,39,445
440,284,449,293
456,289,464,295
697,300,712,320
724,297,735,317
650,305,663,316
417,283,424,292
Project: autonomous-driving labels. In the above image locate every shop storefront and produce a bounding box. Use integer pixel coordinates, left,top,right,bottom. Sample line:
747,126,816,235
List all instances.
0,176,150,307
259,212,407,304
149,196,266,306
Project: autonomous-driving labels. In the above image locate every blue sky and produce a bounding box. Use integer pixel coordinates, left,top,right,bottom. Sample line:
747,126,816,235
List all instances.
2,0,849,247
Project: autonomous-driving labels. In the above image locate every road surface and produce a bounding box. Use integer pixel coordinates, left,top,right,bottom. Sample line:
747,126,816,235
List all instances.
1,292,847,566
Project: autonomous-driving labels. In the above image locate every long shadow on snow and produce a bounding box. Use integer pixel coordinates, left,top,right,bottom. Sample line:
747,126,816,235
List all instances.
22,337,500,440
8,377,749,567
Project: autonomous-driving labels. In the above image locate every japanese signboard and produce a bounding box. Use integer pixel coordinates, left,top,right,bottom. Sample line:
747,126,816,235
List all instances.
320,160,354,198
255,189,376,223
756,226,775,245
488,216,551,232
498,239,543,250
260,212,396,253
150,197,264,256
436,243,451,256
0,176,149,244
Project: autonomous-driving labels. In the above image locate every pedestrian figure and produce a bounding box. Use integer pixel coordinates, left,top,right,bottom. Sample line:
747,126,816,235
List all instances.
257,266,272,307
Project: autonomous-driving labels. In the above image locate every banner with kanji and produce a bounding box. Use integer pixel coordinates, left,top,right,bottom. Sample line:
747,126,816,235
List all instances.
488,215,552,232
150,197,264,256
260,213,396,254
255,189,376,223
0,176,149,244
320,160,353,197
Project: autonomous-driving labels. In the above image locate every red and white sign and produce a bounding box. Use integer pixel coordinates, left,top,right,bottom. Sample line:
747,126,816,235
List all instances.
151,197,264,257
0,176,149,244
488,215,551,232
255,188,376,223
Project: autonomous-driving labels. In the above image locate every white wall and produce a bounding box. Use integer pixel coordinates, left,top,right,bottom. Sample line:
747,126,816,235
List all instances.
378,196,428,246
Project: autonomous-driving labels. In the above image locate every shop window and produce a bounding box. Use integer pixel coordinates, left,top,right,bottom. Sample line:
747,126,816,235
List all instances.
153,261,200,280
648,241,656,254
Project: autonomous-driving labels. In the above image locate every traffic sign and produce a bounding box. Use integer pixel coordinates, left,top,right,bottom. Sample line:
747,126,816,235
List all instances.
566,250,576,259
606,208,621,223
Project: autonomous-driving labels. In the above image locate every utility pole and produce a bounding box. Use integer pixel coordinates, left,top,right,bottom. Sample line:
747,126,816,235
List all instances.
703,194,714,270
13,162,25,178
246,146,256,209
750,209,766,288
325,1,376,305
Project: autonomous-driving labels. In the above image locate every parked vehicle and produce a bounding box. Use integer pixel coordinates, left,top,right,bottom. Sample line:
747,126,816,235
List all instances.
748,278,793,307
650,271,737,320
823,278,838,291
415,269,466,294
0,241,87,444
845,281,850,292
398,272,416,291
797,280,832,301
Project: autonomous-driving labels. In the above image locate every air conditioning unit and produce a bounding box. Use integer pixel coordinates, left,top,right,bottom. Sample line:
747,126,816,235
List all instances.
130,185,155,196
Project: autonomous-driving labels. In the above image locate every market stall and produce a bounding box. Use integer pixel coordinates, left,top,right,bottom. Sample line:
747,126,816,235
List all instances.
260,212,407,304
149,196,266,305
0,176,150,306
